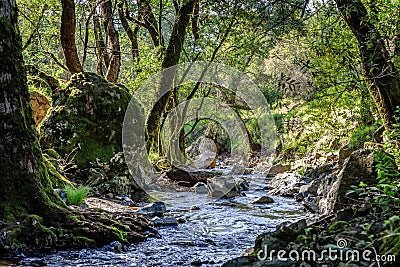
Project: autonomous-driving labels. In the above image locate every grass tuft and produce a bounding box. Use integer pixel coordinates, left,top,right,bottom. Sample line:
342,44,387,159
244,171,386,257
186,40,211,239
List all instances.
65,185,91,206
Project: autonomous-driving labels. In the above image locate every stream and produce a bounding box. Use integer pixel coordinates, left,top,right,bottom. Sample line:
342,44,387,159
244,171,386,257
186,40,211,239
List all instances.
11,172,305,267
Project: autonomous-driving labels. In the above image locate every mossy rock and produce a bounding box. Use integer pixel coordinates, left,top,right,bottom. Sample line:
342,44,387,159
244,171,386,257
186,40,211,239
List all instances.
40,73,131,169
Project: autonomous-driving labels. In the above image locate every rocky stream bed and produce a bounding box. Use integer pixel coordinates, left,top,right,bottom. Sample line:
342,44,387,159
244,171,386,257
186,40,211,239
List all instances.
2,172,305,267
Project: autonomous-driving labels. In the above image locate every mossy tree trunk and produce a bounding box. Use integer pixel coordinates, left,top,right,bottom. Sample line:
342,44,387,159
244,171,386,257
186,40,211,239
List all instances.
93,14,110,76
0,0,148,252
335,0,400,130
145,0,198,152
61,0,83,74
0,0,65,221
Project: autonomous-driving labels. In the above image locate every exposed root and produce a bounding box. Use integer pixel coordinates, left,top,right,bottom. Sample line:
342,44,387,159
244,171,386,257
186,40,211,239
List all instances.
0,206,157,257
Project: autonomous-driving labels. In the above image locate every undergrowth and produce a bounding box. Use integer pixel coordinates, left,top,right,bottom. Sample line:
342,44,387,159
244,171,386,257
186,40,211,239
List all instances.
65,185,91,206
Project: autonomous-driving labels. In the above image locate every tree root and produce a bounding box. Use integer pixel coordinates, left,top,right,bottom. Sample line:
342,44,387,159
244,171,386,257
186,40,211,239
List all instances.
0,207,158,257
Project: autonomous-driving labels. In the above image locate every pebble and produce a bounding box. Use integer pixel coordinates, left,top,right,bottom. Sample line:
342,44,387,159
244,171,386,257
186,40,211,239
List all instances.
115,194,133,202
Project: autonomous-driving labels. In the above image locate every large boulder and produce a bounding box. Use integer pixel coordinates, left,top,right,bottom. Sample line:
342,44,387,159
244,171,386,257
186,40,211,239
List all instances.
319,149,377,213
266,164,291,176
191,138,217,169
254,219,307,252
40,72,131,169
86,152,141,196
293,163,338,203
166,166,218,186
207,176,248,198
268,172,306,197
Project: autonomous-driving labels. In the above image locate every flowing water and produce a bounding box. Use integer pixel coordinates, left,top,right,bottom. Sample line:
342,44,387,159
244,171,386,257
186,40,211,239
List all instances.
9,173,305,267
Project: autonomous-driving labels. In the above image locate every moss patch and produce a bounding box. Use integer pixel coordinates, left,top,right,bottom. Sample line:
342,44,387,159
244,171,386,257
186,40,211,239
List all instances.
42,154,73,188
40,72,132,170
112,226,128,243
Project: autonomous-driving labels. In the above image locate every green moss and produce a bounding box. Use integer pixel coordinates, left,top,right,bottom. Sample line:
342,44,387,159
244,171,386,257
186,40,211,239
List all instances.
27,75,52,103
112,226,128,243
70,215,83,223
40,72,132,169
42,154,73,188
32,216,56,238
43,148,61,159
1,204,24,224
8,214,56,248
34,159,66,210
75,137,115,167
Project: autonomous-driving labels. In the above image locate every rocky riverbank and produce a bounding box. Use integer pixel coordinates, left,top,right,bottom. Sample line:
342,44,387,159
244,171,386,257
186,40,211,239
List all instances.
8,172,305,266
223,149,400,266
2,147,398,266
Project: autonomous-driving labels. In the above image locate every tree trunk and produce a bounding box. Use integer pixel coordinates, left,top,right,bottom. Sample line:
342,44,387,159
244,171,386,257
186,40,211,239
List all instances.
61,0,83,74
138,0,164,48
0,0,64,220
335,0,400,130
0,1,150,251
118,1,140,63
93,15,110,76
101,0,121,83
145,0,197,151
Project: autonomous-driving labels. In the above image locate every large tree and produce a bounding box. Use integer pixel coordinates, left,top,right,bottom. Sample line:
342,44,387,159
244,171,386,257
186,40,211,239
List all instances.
0,0,58,222
145,0,198,151
0,0,147,253
335,0,400,130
